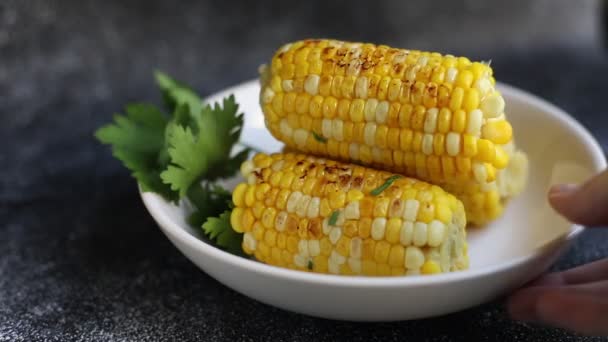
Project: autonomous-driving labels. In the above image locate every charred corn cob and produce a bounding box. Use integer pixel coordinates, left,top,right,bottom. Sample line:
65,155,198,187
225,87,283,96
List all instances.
259,39,528,225
231,152,468,276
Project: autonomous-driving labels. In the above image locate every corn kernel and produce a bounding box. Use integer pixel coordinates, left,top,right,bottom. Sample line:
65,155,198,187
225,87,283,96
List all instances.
386,218,402,243
421,260,441,274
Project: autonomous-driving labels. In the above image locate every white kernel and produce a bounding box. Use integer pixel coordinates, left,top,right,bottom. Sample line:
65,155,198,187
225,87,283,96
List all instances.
293,129,309,147
480,93,505,118
295,195,311,217
424,108,438,133
355,77,369,99
344,201,360,219
406,65,420,81
466,109,483,136
322,118,333,139
350,237,362,258
406,269,421,276
280,119,293,138
240,160,254,177
413,222,428,246
294,254,307,268
400,221,414,245
243,232,257,251
446,67,458,83
329,227,342,244
403,199,420,221
282,79,294,92
262,87,275,104
392,52,407,64
286,191,303,213
473,162,488,183
422,134,434,155
349,143,360,160
417,55,429,66
474,78,491,96
364,123,377,146
333,119,344,141
428,220,446,247
322,218,331,235
309,240,321,256
247,174,257,185
375,101,389,124
364,99,378,122
446,132,461,156
271,160,285,172
298,239,309,257
275,211,288,231
307,197,321,218
405,246,425,269
304,74,320,95
330,250,346,264
371,217,387,240
348,258,362,274
328,260,340,274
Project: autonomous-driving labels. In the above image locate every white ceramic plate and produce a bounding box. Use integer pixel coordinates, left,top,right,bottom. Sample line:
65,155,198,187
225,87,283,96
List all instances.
141,80,606,321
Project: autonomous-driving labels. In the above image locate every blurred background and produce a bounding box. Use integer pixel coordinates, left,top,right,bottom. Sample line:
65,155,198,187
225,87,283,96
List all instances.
3,1,608,340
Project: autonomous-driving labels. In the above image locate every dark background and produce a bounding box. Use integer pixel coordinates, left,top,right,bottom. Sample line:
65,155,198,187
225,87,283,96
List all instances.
2,0,608,341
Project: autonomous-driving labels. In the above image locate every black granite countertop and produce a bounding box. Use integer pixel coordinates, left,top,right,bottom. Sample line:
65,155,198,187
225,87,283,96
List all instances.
3,1,608,341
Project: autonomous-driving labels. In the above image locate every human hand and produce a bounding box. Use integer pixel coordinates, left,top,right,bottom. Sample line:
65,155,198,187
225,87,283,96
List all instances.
508,169,608,335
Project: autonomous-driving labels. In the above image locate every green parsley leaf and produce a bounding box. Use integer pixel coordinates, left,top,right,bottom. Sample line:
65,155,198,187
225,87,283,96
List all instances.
328,210,340,226
202,210,244,255
155,71,203,115
95,103,178,201
160,95,247,197
187,183,233,227
370,175,402,196
312,131,327,143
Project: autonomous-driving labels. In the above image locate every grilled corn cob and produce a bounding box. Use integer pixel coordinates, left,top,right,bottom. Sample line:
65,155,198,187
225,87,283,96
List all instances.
259,39,528,225
231,152,468,276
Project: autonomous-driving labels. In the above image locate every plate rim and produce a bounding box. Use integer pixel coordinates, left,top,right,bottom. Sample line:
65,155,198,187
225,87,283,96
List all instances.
140,79,607,288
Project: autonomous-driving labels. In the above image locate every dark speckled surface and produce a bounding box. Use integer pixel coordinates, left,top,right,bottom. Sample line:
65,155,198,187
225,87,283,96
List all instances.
2,1,608,341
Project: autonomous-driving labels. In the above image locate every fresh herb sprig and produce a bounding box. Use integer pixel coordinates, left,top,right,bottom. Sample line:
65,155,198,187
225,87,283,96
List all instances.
95,72,247,254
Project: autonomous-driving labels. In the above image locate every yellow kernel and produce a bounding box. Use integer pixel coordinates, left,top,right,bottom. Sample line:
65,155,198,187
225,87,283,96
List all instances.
362,239,376,260
400,129,413,151
462,135,477,157
336,236,351,257
328,191,346,209
361,260,377,276
373,198,390,217
388,245,405,267
436,204,453,223
417,202,435,223
261,208,277,228
386,218,402,243
252,221,264,240
449,87,465,111
476,139,496,162
375,126,388,148
374,241,390,264
252,201,265,219
286,236,298,253
493,146,510,169
411,106,426,130
398,104,413,128
463,88,480,112
244,185,256,207
264,229,277,247
322,96,338,118
452,109,466,133
230,208,244,233
320,237,332,256
359,217,372,238
232,183,248,207
421,260,441,274
482,120,513,145
346,189,364,202
455,70,474,89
